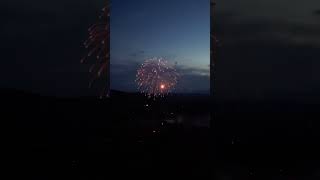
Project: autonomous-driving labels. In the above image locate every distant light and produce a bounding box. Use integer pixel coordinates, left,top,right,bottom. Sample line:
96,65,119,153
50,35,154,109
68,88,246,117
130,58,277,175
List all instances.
160,84,165,89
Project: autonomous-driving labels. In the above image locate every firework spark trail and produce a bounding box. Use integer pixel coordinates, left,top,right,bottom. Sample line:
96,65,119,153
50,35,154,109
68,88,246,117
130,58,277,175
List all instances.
136,58,179,99
81,1,110,98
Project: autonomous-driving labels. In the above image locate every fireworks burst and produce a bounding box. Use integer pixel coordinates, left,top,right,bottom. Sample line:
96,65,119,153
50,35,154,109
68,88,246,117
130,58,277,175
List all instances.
81,1,110,98
136,58,179,98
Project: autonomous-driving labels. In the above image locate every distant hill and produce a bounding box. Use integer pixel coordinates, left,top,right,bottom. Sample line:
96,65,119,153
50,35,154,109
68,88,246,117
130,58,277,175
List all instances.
3,88,320,113
0,88,209,99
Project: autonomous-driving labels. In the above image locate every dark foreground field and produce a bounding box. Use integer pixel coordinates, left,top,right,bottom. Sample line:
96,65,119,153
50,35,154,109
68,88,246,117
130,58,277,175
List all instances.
4,89,320,179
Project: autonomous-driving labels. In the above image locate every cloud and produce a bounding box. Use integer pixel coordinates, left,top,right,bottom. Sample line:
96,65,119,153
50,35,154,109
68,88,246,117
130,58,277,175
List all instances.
110,50,210,94
110,58,210,94
214,13,320,101
175,65,210,94
128,50,145,58
177,65,210,76
110,60,140,92
216,13,320,47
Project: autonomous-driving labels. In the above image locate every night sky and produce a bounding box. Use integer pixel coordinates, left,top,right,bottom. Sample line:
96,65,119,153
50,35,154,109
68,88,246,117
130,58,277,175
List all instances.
1,0,105,97
111,0,210,94
1,0,320,99
215,0,320,102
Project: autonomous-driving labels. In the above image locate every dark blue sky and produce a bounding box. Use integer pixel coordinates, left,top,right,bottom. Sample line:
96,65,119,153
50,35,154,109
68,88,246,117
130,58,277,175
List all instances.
111,0,210,94
1,0,320,100
216,0,320,102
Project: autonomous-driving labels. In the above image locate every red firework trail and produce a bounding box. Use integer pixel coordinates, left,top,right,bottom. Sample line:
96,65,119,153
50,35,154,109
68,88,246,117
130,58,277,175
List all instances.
81,1,110,98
